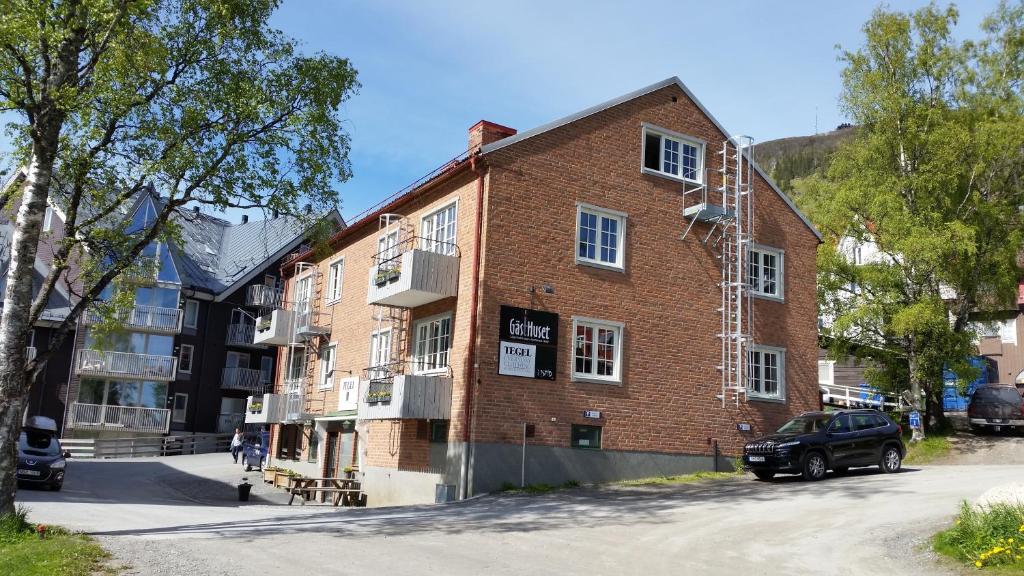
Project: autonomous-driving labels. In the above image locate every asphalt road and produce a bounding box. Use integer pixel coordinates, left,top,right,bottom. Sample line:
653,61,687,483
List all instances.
16,450,1021,576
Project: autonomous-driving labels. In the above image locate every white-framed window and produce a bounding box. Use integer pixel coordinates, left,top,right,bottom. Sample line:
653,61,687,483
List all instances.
260,356,273,384
326,257,344,303
368,329,392,379
421,200,458,256
642,124,704,183
749,345,785,401
576,203,626,271
571,317,624,384
818,360,835,387
413,313,452,374
172,393,188,423
43,207,54,233
183,300,199,329
749,246,784,300
319,343,336,390
179,344,194,374
377,231,399,262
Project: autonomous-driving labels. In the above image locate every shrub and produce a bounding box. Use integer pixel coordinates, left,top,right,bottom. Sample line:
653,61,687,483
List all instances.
935,501,1024,569
0,506,30,541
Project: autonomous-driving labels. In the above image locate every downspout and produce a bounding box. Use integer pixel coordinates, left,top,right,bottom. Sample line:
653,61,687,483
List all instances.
460,155,485,500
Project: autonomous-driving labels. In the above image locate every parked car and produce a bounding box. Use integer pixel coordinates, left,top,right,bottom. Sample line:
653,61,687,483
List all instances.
742,409,905,481
16,416,69,491
967,384,1024,433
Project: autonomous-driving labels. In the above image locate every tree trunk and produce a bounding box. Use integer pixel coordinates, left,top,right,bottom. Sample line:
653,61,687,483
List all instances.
0,150,57,517
907,350,926,442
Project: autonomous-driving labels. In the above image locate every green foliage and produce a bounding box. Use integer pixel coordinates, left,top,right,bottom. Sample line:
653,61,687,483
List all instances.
0,509,111,575
618,470,743,486
797,3,1024,424
934,501,1024,569
902,430,951,464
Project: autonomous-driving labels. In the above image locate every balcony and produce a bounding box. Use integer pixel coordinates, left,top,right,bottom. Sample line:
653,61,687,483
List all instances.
359,371,453,421
67,402,171,433
76,349,177,381
221,367,268,393
84,305,183,335
244,393,287,424
254,309,293,345
226,323,264,348
246,284,284,309
366,248,460,308
294,309,330,339
217,413,245,433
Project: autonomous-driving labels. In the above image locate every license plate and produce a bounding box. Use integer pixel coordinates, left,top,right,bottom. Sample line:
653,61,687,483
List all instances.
988,419,1009,424
17,469,40,477
748,456,765,462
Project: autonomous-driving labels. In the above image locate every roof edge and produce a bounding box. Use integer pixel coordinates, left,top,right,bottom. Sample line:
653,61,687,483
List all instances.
480,76,822,242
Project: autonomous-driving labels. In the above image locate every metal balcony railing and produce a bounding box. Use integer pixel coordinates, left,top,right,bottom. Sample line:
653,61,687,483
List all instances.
293,309,330,337
85,305,183,334
68,402,171,433
221,367,268,392
370,235,460,286
226,323,259,347
246,284,284,309
363,361,405,403
285,390,304,421
217,413,245,433
76,349,177,381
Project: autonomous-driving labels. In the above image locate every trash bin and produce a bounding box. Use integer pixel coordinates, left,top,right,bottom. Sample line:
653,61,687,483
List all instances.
237,482,252,502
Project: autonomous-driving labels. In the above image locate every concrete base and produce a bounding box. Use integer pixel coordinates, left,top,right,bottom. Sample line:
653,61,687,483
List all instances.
362,466,445,507
470,442,736,495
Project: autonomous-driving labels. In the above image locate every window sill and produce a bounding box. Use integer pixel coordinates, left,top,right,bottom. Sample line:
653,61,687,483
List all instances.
571,375,622,386
325,298,341,306
641,167,703,186
747,394,786,404
752,292,785,303
575,258,625,273
413,369,449,377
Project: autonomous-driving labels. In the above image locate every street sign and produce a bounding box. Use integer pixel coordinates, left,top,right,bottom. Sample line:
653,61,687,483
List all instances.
583,410,601,419
909,411,922,429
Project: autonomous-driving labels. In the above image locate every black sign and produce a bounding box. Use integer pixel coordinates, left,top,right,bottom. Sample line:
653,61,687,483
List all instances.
498,305,558,380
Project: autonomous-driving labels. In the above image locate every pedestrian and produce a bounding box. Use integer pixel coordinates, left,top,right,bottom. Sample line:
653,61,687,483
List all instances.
230,428,243,464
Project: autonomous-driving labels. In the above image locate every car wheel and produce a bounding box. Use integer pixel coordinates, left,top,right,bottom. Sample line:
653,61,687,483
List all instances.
246,465,252,472
833,466,849,475
802,452,827,481
880,445,902,473
753,470,775,481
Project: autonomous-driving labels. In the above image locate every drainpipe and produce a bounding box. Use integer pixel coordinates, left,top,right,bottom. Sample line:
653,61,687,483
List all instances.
460,155,485,500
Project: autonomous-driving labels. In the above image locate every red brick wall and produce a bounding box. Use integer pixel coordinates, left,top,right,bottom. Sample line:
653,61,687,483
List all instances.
473,83,820,457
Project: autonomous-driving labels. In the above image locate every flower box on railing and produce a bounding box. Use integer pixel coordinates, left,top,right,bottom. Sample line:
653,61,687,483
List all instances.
374,266,401,287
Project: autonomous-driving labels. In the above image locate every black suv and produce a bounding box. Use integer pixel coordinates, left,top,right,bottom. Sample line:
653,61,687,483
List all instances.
742,409,905,481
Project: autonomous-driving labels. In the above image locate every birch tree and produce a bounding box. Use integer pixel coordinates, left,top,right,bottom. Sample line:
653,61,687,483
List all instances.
797,3,1024,439
0,0,358,515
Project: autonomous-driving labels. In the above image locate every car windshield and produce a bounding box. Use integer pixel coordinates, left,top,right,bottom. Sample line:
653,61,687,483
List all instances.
776,414,831,434
974,387,1022,404
18,430,61,457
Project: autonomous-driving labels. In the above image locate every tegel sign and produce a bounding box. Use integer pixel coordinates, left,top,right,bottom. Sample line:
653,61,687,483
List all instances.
499,305,558,380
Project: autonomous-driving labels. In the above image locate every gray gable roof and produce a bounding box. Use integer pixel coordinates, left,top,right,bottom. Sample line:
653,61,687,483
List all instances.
480,76,823,241
170,206,342,297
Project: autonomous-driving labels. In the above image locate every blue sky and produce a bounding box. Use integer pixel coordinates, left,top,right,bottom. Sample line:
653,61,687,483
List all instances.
268,0,995,222
0,1,999,224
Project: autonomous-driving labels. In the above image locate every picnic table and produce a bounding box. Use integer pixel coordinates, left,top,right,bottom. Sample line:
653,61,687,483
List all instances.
287,477,363,506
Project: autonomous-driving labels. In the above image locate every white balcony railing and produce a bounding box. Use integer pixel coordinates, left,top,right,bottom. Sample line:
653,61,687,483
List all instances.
85,305,183,334
217,413,245,433
68,402,171,433
76,349,177,381
221,367,268,392
293,308,330,338
226,323,263,347
25,347,37,362
284,383,304,421
366,246,460,308
245,393,288,425
246,284,284,309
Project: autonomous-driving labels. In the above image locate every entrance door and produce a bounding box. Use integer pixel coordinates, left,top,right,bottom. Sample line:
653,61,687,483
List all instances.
324,431,339,477
340,430,354,470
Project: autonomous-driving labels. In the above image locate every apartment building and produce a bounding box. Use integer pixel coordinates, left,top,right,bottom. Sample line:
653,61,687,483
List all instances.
58,191,342,438
976,282,1024,385
252,77,822,505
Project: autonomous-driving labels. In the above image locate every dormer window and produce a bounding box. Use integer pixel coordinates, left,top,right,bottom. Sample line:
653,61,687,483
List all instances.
642,124,704,183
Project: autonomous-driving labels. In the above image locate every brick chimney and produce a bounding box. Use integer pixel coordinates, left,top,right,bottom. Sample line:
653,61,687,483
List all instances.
468,120,516,152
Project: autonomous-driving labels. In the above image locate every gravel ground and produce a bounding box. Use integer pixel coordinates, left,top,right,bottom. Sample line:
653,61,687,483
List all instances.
16,451,1024,576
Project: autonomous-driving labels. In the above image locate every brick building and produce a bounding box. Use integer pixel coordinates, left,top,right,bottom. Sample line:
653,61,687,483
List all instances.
253,77,822,505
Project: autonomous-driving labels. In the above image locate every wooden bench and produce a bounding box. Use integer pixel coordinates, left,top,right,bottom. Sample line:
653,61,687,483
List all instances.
287,477,363,506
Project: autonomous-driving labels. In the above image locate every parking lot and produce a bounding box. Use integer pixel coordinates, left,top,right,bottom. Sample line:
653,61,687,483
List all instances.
14,436,1024,576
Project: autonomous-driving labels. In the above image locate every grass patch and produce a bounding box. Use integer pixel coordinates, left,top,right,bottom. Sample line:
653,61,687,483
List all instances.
499,480,582,494
619,469,743,486
934,501,1024,572
0,506,114,576
903,431,952,464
